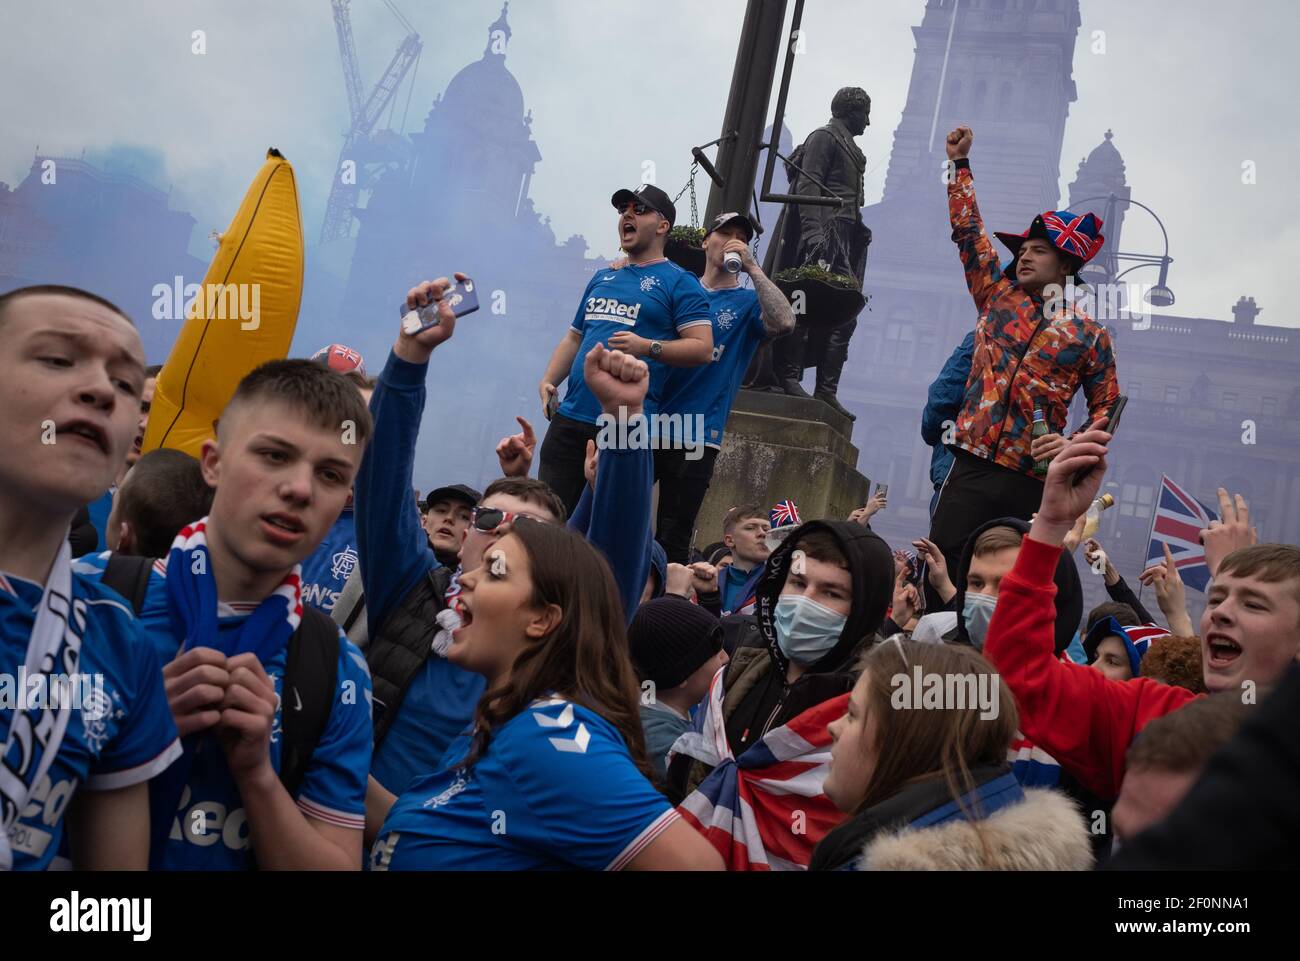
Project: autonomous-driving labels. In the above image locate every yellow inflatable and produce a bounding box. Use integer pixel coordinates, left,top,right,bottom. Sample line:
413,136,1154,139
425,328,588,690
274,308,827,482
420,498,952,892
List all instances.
142,148,304,457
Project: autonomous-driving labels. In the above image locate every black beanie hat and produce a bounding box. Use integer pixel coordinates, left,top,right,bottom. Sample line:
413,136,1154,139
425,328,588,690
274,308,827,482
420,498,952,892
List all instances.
628,596,722,690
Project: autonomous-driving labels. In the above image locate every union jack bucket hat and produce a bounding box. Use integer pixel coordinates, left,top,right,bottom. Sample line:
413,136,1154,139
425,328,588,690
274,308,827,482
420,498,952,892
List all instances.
995,210,1105,285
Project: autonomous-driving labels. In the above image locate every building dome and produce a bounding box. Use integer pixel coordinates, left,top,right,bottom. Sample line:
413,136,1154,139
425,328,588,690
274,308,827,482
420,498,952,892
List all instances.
434,3,522,125
1083,130,1125,177
441,56,524,122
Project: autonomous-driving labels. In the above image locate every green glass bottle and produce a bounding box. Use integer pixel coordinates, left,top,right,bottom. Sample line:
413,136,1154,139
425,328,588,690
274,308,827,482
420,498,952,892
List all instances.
1032,401,1050,477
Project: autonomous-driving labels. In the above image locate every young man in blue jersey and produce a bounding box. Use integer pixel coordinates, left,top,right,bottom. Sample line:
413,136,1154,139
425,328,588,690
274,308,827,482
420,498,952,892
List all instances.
84,363,160,553
300,352,371,616
537,183,713,518
105,448,213,557
718,504,772,615
0,286,180,870
77,360,376,870
655,212,795,563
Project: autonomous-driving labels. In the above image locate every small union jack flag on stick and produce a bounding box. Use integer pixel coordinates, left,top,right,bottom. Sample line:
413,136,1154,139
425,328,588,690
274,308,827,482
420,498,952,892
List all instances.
1145,474,1220,593
770,499,801,528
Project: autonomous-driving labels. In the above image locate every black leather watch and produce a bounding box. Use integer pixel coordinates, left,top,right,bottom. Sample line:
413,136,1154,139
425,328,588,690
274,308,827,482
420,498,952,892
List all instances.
649,340,663,358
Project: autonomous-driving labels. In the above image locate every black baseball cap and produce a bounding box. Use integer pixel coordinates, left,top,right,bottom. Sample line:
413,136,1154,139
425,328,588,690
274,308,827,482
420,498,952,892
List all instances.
705,211,756,242
423,483,481,512
611,183,676,227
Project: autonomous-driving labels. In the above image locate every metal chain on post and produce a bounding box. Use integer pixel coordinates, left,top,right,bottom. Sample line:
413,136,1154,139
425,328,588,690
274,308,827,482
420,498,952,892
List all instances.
673,160,701,229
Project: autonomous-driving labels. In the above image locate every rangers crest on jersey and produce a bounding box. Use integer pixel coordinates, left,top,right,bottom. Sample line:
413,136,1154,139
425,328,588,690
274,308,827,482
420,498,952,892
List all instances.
331,545,358,581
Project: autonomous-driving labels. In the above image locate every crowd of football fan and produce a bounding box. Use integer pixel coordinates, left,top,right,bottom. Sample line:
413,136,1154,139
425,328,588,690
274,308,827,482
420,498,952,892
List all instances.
1,126,1295,872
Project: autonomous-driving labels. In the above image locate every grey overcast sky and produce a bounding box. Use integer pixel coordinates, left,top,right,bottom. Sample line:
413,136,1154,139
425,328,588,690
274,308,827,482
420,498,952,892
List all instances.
1,0,1295,325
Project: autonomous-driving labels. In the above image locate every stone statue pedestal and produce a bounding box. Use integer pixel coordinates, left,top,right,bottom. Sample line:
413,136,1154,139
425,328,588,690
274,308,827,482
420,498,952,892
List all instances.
692,389,872,548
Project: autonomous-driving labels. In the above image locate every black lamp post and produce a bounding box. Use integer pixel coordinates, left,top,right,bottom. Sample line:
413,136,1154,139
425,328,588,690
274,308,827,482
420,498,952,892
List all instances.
1075,193,1175,307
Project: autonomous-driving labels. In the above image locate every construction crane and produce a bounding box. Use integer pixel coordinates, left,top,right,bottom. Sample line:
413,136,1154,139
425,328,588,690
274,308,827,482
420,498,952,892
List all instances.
321,0,423,243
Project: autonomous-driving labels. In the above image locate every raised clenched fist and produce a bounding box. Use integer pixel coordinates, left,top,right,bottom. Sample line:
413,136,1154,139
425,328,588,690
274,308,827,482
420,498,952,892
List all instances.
946,126,973,162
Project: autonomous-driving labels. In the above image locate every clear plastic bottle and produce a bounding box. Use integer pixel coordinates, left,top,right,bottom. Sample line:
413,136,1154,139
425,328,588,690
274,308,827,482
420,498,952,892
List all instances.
1081,492,1116,539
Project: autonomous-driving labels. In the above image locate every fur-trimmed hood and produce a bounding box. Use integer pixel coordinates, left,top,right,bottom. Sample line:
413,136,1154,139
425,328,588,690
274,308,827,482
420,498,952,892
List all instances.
859,788,1093,871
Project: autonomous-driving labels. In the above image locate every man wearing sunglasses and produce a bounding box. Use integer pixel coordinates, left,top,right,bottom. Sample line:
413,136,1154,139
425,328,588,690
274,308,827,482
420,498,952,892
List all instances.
538,183,713,518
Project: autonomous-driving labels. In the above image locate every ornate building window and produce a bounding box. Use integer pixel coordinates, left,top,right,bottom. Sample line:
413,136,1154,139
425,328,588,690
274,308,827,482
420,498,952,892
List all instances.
1119,469,1156,521
1221,391,1238,411
999,81,1015,114
882,322,915,366
1164,385,1180,405
945,79,962,115
1262,396,1277,416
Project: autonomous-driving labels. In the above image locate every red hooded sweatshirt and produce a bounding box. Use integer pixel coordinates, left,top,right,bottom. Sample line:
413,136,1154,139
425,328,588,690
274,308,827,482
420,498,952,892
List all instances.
984,534,1202,801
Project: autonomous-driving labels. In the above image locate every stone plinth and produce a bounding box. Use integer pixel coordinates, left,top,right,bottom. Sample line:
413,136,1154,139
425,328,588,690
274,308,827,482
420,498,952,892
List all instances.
692,389,872,549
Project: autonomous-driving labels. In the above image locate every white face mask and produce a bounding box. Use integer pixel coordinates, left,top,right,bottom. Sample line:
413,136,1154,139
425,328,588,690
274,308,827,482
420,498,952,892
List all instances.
963,592,998,650
774,594,848,665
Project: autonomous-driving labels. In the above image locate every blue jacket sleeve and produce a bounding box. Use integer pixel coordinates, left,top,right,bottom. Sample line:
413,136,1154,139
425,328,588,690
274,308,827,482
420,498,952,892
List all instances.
586,440,653,624
921,331,975,446
355,349,440,636
566,480,594,537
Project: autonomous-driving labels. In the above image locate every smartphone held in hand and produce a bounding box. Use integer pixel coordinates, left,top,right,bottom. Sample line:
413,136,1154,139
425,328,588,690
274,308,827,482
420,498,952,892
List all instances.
1070,394,1126,487
400,277,480,335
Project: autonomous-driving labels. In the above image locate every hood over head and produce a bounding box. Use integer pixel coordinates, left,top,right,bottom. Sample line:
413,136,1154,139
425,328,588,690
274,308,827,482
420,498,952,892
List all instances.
755,519,894,676
953,516,1082,655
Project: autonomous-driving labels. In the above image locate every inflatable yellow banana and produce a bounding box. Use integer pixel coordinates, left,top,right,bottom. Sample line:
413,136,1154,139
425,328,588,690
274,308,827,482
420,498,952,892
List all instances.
142,148,303,457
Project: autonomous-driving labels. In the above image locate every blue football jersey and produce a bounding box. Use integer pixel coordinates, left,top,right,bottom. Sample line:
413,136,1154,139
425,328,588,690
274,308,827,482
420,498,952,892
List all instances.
559,261,711,425
370,697,677,871
369,653,485,796
658,283,765,447
86,488,115,553
300,508,357,615
75,552,374,870
0,568,180,870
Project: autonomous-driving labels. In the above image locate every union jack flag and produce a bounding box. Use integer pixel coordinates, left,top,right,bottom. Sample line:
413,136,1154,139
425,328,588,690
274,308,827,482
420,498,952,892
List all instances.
770,499,801,528
1145,474,1220,593
311,343,366,375
672,668,846,870
1125,622,1177,652
1041,211,1103,261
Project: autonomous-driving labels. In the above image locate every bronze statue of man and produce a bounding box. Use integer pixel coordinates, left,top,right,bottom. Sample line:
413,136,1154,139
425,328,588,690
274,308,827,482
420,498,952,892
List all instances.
761,86,872,420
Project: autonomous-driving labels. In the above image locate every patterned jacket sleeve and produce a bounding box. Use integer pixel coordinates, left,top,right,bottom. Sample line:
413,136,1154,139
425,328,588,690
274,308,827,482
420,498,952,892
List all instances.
1081,322,1121,421
948,166,1007,314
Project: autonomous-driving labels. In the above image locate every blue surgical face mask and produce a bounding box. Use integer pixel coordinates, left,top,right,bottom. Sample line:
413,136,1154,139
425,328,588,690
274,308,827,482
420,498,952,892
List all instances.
774,594,847,666
963,592,999,650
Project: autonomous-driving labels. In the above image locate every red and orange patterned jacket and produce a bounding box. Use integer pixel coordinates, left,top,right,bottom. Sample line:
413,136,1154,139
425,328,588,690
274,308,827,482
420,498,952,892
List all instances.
948,166,1118,477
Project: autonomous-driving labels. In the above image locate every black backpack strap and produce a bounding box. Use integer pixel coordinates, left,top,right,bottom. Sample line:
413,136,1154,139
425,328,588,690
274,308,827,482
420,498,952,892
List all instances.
100,553,155,615
279,606,341,800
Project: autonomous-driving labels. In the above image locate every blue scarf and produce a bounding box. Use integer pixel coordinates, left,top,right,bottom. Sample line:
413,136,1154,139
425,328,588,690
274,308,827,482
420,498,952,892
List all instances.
908,771,1025,828
165,518,302,662
150,518,303,857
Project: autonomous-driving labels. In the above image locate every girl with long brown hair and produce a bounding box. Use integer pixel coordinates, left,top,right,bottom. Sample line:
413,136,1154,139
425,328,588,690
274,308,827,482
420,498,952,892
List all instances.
809,638,1092,870
369,519,721,870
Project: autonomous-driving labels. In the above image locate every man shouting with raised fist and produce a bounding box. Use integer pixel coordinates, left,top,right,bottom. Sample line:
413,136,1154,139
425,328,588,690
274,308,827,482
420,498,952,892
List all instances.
923,125,1119,610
